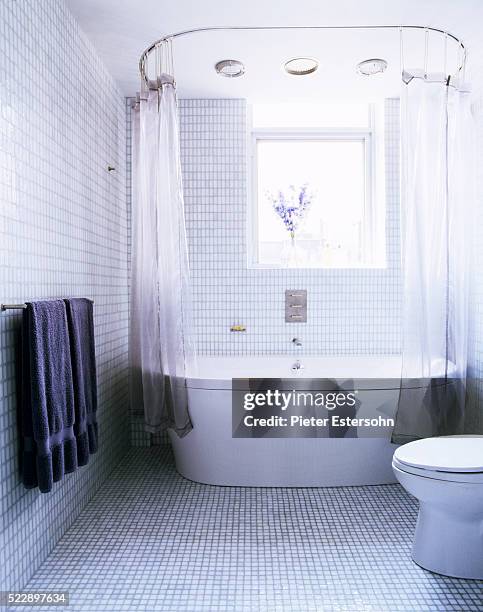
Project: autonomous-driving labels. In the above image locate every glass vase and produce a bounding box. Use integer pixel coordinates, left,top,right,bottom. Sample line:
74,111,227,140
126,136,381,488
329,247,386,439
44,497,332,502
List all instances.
281,233,298,268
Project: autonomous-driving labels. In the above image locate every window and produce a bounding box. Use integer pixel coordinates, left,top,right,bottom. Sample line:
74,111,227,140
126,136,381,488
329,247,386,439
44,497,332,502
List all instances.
248,103,384,268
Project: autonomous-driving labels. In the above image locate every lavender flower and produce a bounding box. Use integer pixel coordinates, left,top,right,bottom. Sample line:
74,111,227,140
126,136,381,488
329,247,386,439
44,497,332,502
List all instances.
266,184,314,239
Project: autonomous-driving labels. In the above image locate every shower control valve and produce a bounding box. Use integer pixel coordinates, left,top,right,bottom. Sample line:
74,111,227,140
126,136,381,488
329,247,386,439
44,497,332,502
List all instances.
285,290,307,323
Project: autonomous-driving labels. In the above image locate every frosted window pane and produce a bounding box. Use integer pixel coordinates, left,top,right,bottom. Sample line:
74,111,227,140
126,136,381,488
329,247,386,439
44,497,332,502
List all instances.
256,139,366,267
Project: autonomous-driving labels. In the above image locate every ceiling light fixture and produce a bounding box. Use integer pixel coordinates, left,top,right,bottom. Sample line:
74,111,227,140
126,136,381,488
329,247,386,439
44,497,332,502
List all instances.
356,58,388,76
284,57,319,76
215,59,245,78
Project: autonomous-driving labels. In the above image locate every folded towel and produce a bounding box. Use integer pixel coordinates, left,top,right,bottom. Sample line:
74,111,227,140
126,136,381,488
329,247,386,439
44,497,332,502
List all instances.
64,298,98,465
21,300,78,493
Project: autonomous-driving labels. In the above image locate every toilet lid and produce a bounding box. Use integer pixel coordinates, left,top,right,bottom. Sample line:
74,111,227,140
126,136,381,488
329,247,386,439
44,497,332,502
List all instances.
394,436,483,473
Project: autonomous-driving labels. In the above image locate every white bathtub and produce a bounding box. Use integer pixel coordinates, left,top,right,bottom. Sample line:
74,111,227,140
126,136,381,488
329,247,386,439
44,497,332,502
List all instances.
169,355,404,487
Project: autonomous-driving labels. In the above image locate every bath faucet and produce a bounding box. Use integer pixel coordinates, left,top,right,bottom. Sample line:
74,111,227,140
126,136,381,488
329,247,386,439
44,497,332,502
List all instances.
292,360,304,371
292,337,302,347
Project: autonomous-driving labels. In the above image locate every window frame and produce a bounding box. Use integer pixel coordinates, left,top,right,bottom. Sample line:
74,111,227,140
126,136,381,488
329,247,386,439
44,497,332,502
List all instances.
247,104,379,269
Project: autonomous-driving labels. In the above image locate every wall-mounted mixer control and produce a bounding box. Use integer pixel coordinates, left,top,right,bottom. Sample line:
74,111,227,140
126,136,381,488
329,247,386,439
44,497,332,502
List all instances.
285,290,307,323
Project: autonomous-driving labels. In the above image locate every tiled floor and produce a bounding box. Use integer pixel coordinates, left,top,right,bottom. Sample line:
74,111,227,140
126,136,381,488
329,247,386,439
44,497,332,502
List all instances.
11,446,483,612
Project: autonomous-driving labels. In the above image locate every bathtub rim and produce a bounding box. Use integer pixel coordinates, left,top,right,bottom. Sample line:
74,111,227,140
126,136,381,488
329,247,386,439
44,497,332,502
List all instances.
183,354,456,391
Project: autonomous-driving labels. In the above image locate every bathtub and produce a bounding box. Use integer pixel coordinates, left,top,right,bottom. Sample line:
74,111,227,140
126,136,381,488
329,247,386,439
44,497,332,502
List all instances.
169,355,404,487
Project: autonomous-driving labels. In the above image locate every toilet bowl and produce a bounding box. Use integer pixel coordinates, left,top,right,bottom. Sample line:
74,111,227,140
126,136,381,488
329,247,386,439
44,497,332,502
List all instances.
392,435,483,580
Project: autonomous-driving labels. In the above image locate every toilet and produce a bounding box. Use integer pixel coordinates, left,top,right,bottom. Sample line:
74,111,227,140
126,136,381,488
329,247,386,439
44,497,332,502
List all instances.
392,435,483,580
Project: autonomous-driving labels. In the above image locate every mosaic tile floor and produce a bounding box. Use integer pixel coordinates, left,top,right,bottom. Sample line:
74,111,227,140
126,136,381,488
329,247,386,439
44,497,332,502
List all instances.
12,446,483,612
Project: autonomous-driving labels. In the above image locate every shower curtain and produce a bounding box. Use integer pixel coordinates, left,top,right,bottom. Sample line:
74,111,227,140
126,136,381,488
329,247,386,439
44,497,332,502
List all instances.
131,77,196,436
392,76,474,444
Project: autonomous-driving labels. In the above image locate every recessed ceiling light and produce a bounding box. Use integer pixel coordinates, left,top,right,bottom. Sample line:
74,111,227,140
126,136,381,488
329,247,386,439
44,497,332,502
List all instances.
215,59,245,78
284,57,319,76
356,58,388,76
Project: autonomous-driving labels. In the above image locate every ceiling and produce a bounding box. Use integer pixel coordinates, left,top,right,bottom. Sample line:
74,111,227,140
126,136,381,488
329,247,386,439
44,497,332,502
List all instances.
66,0,483,99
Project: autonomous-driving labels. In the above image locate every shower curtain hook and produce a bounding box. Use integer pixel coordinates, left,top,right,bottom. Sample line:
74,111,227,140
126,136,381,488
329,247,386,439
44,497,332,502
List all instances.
168,37,174,76
399,26,405,80
423,27,429,79
461,45,467,85
156,42,162,86
140,51,148,93
443,32,448,79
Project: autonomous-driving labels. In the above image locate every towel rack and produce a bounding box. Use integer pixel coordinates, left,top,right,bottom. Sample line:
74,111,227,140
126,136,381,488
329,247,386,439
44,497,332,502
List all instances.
1,304,28,311
1,300,94,312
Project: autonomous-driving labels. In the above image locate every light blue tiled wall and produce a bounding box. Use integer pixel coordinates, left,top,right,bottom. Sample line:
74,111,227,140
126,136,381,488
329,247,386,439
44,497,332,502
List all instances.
0,0,129,590
180,98,401,356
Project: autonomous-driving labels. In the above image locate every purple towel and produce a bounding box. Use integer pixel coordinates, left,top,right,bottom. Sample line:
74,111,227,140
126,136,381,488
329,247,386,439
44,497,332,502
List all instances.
21,301,78,493
64,298,98,465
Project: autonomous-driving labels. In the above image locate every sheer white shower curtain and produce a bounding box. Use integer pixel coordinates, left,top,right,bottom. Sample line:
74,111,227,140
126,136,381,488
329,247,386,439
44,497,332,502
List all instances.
392,76,475,443
131,79,196,436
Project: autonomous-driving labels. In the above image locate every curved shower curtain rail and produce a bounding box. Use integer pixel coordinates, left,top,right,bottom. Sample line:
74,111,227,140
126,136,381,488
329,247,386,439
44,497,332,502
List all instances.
139,24,466,86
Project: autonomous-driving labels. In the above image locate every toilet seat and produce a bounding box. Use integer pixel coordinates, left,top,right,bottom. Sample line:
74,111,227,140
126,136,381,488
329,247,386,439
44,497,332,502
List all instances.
393,435,483,484
392,456,483,483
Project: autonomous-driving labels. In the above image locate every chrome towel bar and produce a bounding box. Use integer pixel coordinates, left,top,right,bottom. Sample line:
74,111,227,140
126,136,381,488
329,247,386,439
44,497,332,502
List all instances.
1,300,94,312
1,304,27,310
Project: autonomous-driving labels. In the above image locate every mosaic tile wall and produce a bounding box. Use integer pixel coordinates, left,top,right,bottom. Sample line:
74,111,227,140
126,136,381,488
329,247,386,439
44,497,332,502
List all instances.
180,98,402,356
128,98,400,441
0,0,129,591
466,48,483,435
